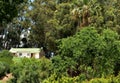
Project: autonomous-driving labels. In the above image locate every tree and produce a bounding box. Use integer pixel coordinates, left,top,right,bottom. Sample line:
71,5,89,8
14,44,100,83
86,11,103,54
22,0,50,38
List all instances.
0,0,27,26
53,27,120,78
88,0,120,30
20,0,120,53
0,0,27,49
23,0,77,52
45,2,77,52
25,0,56,48
70,0,120,32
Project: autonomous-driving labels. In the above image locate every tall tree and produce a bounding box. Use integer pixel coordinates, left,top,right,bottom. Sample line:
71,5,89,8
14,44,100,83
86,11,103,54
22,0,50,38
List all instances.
26,0,56,50
0,0,27,26
53,27,120,78
0,0,27,49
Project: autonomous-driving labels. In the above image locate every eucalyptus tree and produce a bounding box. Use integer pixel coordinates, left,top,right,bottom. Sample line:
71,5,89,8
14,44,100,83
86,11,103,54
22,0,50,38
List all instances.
0,22,21,49
0,0,28,49
0,0,27,26
20,0,120,52
0,0,18,24
25,0,56,50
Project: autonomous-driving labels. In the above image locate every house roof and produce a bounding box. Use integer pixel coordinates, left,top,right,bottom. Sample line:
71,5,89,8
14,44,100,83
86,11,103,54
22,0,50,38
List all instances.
9,48,41,53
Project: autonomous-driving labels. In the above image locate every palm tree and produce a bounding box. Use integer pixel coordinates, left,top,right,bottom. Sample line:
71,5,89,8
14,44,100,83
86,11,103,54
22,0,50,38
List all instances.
71,0,90,28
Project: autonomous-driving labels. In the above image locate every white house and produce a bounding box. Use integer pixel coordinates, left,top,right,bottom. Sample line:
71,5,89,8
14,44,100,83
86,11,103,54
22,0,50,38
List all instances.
9,48,45,59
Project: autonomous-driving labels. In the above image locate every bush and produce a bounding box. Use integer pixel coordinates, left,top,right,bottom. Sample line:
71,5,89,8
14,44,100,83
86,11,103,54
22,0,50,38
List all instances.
9,57,53,83
86,77,119,83
0,61,9,77
83,73,120,83
43,73,87,83
43,73,120,83
0,50,13,77
0,50,13,65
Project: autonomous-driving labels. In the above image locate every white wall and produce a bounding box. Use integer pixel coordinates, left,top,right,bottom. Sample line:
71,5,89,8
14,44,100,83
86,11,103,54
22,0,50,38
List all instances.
16,52,31,58
35,53,40,59
16,52,40,59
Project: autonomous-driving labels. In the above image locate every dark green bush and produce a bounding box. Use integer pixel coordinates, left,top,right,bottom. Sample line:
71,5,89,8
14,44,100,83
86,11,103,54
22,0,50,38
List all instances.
0,61,9,77
9,57,53,83
0,50,13,77
0,50,13,65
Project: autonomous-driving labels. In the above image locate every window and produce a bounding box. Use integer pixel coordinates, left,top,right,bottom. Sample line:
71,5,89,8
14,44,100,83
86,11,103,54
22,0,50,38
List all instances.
19,53,22,56
27,53,30,56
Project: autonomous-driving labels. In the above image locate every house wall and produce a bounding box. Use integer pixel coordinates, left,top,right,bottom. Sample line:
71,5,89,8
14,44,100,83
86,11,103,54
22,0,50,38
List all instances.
15,52,40,59
34,53,40,59
16,52,31,58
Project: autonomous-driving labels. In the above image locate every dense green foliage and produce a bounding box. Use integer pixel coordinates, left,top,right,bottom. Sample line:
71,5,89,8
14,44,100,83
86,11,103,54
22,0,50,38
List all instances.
0,50,13,64
0,0,26,25
86,75,120,83
0,61,9,77
0,50,13,77
0,0,120,83
9,57,52,83
52,27,120,78
18,0,120,52
0,0,26,49
7,27,120,83
43,73,120,83
0,0,120,50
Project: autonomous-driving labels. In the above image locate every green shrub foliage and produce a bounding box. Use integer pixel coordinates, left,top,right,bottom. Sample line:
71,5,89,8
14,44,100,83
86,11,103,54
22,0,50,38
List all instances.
0,61,9,77
0,50,13,77
53,27,120,78
0,50,13,65
9,57,52,83
43,73,120,83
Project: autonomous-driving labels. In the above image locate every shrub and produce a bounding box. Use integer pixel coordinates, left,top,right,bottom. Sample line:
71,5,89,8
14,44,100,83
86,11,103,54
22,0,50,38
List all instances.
43,73,120,83
0,50,13,65
0,50,13,77
9,57,53,83
83,73,120,83
0,61,9,77
43,73,87,83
